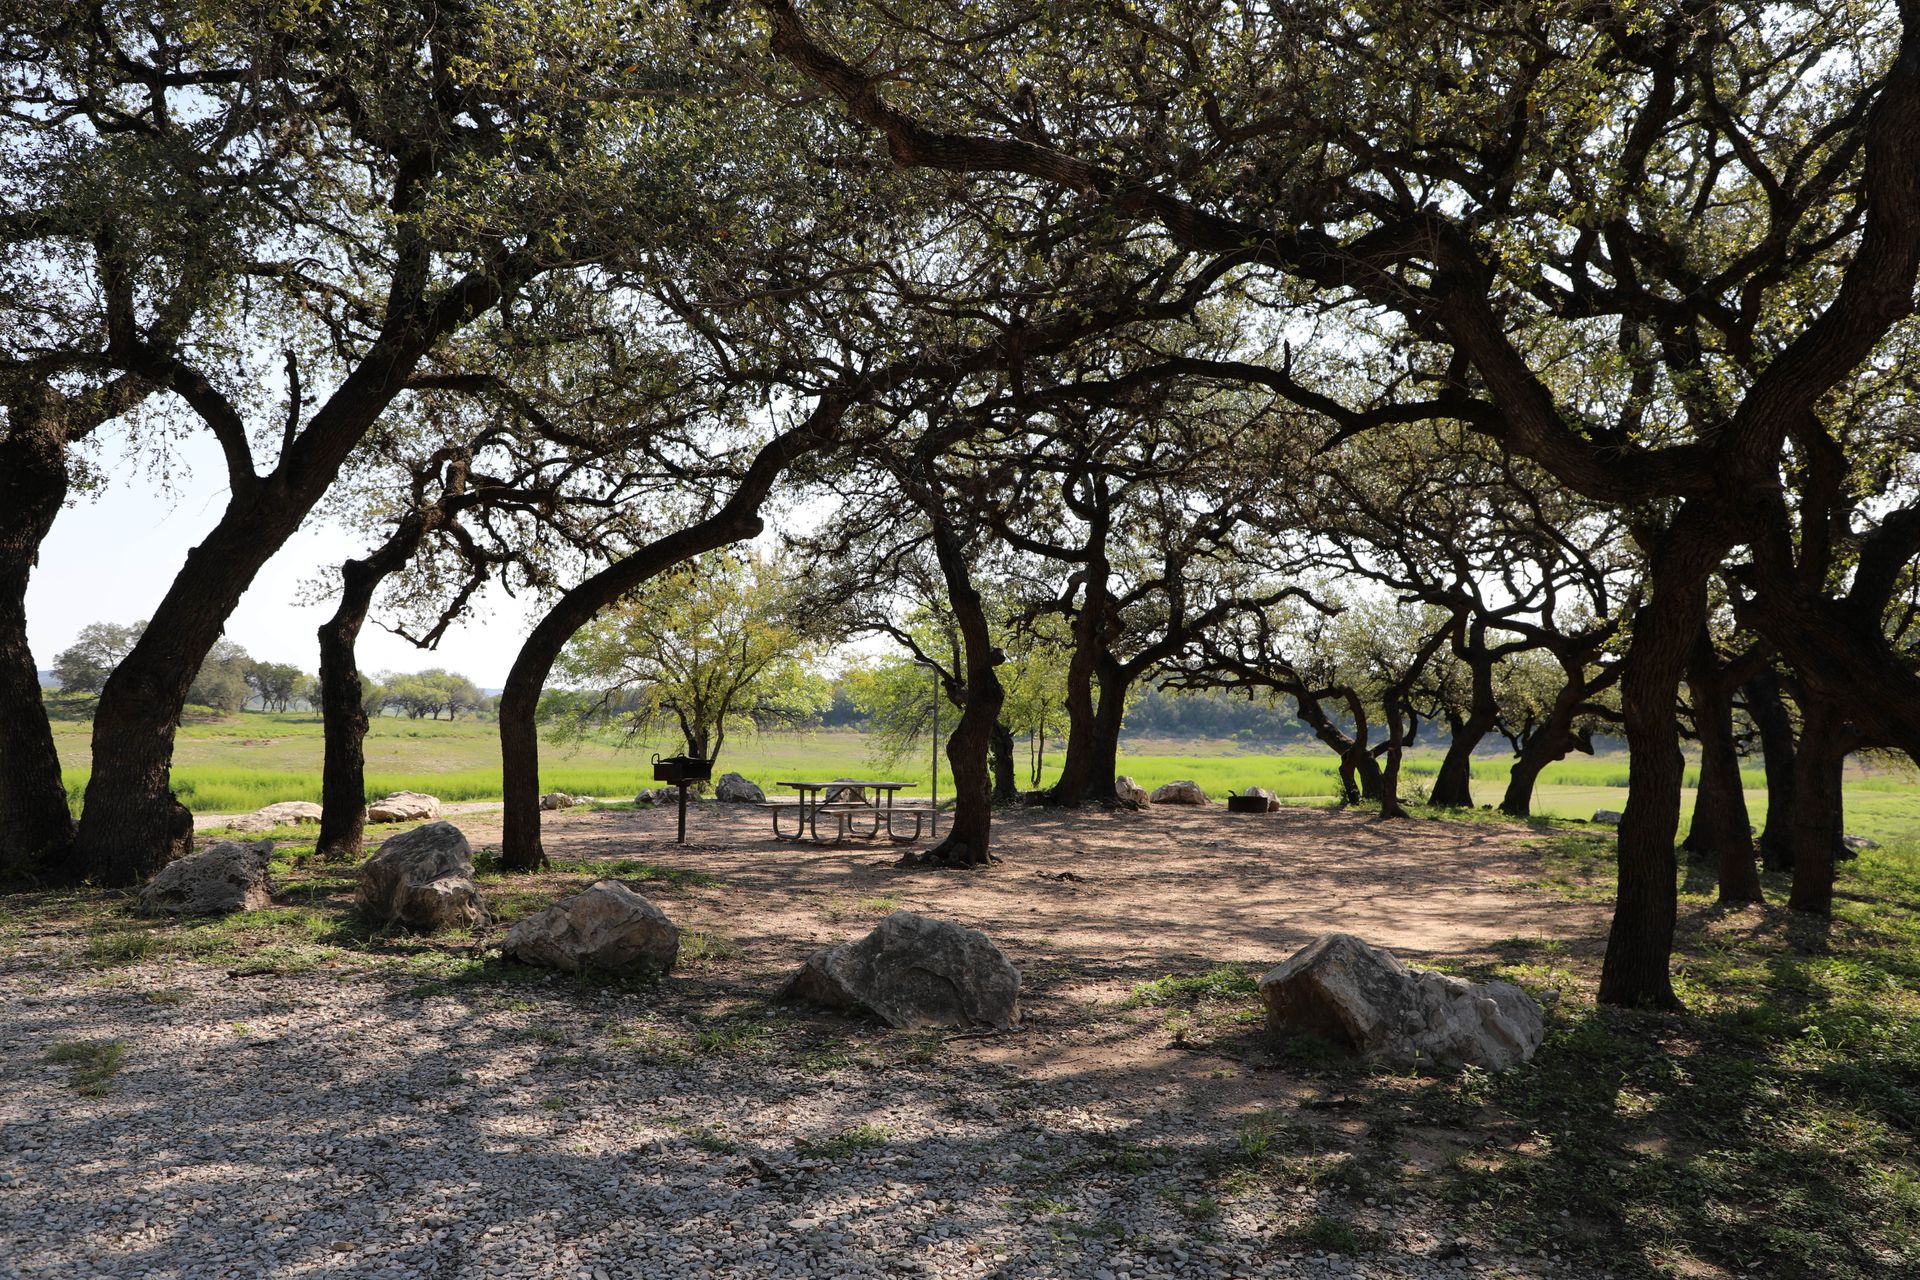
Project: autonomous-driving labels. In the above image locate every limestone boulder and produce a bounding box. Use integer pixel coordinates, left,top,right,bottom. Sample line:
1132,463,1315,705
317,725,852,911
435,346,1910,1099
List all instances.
367,790,441,824
823,778,868,804
139,840,275,916
1843,833,1881,852
784,911,1020,1031
1260,932,1544,1073
502,879,680,975
1244,785,1282,813
1590,809,1623,825
715,772,766,804
357,821,485,932
252,800,322,827
539,791,581,811
1115,776,1149,807
223,813,277,835
1150,779,1210,806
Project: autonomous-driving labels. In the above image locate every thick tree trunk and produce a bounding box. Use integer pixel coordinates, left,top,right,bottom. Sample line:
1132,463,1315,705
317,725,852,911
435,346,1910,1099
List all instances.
316,518,428,861
1079,655,1131,805
1684,635,1762,904
1599,557,1708,1011
0,422,76,874
912,506,1003,868
1744,669,1798,872
1786,699,1848,915
1499,662,1607,818
1045,567,1107,807
990,721,1017,802
1430,641,1496,808
1377,697,1412,821
1292,687,1381,805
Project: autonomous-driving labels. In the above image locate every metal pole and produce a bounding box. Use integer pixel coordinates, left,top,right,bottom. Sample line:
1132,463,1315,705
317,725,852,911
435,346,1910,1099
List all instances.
677,781,689,844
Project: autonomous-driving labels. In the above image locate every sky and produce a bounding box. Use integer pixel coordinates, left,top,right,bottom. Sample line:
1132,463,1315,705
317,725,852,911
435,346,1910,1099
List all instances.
27,429,544,688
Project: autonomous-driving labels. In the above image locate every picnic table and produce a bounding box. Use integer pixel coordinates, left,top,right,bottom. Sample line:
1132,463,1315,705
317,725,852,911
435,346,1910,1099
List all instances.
767,780,931,844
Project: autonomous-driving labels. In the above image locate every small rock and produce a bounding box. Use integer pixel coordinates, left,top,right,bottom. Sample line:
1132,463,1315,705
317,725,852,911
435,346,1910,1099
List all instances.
539,792,580,811
783,911,1020,1030
250,800,323,827
1260,932,1544,1072
1842,834,1880,851
1591,809,1622,825
1149,779,1209,806
367,790,441,823
138,840,274,916
502,880,679,975
714,772,766,804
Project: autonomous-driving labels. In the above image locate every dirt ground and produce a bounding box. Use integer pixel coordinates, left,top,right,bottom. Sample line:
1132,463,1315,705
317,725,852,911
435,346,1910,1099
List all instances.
456,800,1607,1110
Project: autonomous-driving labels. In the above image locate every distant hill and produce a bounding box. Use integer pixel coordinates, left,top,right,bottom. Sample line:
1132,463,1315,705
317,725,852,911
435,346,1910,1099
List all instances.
38,670,59,690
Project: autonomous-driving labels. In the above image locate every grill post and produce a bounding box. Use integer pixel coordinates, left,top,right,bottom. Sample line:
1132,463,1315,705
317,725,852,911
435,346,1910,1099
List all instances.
676,781,689,843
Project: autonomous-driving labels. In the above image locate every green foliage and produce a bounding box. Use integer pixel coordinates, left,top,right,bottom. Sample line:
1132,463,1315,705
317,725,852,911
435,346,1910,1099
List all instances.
546,553,830,765
51,621,145,695
1127,964,1262,1007
796,1123,893,1159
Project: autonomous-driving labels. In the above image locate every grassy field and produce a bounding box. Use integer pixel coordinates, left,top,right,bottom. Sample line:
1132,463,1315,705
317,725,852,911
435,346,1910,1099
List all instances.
45,709,1920,843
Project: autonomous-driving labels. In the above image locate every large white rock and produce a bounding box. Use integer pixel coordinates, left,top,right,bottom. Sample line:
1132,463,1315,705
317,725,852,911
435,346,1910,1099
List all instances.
1259,933,1544,1073
1591,809,1622,825
714,772,766,804
502,880,680,975
823,778,868,804
367,791,441,824
539,791,581,811
251,800,322,827
1150,779,1210,806
784,911,1020,1030
356,821,485,932
1115,776,1149,807
139,840,275,916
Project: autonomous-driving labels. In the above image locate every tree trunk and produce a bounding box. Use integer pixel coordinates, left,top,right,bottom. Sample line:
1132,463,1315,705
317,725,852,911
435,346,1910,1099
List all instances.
1499,663,1604,818
1744,669,1798,872
1684,634,1762,904
1045,568,1107,806
0,422,77,875
990,721,1018,802
913,578,1003,867
1786,698,1848,915
1430,639,1496,808
316,518,428,861
1599,556,1707,1011
1079,654,1131,805
496,415,831,871
1292,687,1381,805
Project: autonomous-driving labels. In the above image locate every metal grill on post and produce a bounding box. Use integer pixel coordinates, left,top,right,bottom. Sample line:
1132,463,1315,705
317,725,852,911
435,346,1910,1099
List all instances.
651,752,713,843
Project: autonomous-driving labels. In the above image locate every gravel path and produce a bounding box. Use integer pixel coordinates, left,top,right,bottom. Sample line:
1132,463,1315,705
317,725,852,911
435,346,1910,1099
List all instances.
4,969,1601,1280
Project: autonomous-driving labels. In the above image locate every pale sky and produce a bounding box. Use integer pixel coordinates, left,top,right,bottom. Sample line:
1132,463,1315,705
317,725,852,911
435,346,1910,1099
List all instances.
28,428,545,688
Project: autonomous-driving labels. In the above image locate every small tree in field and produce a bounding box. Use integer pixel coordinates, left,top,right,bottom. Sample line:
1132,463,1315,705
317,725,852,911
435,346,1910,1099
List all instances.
52,621,147,696
547,553,828,764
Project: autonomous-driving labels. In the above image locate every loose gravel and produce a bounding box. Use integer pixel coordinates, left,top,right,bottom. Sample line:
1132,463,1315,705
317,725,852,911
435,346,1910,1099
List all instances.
3,958,1605,1280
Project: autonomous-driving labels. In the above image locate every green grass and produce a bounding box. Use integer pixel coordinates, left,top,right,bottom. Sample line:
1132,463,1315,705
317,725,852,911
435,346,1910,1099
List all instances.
47,711,1920,846
796,1123,893,1159
1396,836,1920,1280
46,1039,125,1096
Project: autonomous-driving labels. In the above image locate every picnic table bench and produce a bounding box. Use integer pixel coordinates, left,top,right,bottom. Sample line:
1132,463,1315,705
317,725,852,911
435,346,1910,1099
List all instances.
762,780,932,844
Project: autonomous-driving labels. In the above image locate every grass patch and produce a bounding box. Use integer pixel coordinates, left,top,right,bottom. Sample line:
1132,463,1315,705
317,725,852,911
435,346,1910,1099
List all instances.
1408,838,1920,1279
46,1039,125,1096
797,1123,892,1159
1127,964,1262,1007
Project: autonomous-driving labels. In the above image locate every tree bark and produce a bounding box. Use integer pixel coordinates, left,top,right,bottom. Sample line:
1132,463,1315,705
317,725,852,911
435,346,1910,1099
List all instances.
497,415,835,871
1599,550,1709,1010
316,516,430,862
1045,562,1108,806
1743,669,1798,872
1683,633,1762,904
0,417,76,874
1290,686,1381,804
1430,629,1497,808
1786,698,1849,915
71,275,510,885
911,508,1003,868
990,721,1018,802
